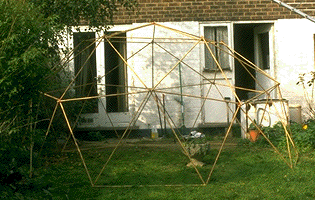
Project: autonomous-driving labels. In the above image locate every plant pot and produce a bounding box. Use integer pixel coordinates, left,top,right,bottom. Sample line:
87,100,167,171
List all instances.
249,129,259,142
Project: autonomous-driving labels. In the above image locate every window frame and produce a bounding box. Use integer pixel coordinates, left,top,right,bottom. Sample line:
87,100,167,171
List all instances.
254,24,274,71
104,31,128,113
73,31,99,113
200,23,233,72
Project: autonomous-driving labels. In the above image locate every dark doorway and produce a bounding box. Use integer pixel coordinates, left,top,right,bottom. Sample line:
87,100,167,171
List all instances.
234,24,256,101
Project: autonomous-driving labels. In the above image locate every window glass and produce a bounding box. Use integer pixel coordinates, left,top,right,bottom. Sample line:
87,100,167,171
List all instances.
258,32,270,70
105,33,128,112
73,32,98,113
204,26,230,70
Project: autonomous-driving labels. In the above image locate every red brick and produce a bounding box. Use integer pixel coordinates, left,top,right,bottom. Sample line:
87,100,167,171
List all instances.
111,0,315,24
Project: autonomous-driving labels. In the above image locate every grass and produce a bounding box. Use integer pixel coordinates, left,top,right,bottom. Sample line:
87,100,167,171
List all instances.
7,139,315,199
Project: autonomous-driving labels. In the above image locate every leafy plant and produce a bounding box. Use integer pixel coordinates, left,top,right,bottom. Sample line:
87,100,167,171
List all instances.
0,0,138,198
247,120,315,153
297,72,315,118
83,131,105,141
248,120,262,131
259,122,286,147
30,0,138,31
290,120,315,153
184,136,211,158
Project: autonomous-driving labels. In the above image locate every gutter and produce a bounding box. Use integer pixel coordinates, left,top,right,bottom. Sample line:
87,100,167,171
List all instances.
272,0,315,23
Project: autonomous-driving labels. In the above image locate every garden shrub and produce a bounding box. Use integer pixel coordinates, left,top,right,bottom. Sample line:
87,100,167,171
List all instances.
260,122,287,147
184,136,212,164
83,131,105,141
0,0,137,198
290,120,315,153
249,121,315,153
0,128,60,199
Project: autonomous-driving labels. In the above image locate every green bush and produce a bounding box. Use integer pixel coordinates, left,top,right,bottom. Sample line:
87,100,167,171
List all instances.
232,124,242,138
249,121,315,153
183,136,211,162
81,131,105,141
260,122,286,147
290,120,315,153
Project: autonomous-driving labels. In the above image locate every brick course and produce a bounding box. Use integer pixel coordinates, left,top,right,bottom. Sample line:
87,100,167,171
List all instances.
112,0,315,24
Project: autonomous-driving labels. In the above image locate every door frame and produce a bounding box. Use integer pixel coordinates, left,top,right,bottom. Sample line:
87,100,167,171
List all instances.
254,23,276,98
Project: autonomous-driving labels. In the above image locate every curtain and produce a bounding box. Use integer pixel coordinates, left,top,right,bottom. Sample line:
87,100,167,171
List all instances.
204,26,230,70
73,32,98,113
73,32,97,98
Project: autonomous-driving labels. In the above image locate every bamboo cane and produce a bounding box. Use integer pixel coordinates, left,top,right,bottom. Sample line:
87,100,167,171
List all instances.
59,102,94,186
94,91,152,184
152,90,206,185
206,105,240,184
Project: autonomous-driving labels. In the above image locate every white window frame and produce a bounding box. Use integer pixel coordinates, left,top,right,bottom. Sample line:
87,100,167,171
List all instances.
254,23,276,98
254,24,275,73
200,23,234,72
70,26,105,96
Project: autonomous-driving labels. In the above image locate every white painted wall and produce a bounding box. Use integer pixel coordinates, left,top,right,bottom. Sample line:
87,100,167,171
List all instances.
126,22,202,129
203,78,234,123
274,19,315,121
75,22,204,130
199,22,235,124
70,18,315,131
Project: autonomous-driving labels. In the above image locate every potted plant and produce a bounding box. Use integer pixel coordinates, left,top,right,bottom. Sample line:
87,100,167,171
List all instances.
248,121,260,142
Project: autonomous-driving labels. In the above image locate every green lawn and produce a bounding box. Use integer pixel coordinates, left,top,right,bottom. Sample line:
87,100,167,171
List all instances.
7,139,315,199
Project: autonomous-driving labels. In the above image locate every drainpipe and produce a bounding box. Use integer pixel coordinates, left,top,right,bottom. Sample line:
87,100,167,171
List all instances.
179,62,185,128
272,0,315,23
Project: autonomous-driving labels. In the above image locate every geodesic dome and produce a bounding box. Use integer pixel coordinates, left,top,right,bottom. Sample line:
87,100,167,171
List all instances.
43,22,297,187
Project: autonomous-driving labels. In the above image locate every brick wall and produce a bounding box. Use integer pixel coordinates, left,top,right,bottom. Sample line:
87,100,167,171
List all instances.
113,0,315,24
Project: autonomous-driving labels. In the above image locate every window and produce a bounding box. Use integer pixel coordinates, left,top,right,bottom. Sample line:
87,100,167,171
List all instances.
257,32,270,70
204,26,230,71
73,32,98,113
105,33,128,113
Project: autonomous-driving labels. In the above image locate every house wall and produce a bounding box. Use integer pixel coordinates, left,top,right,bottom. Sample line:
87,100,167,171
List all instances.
110,0,315,123
126,22,203,130
72,1,315,132
72,20,315,131
274,19,315,120
75,22,206,131
112,0,313,25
